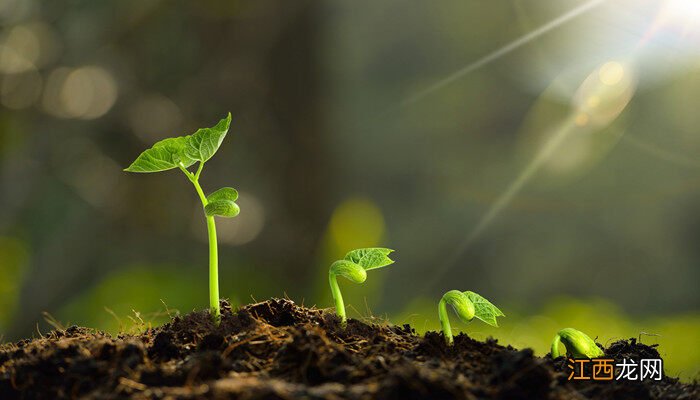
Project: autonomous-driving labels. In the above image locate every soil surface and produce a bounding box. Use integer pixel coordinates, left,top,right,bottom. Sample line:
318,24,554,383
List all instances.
0,298,697,399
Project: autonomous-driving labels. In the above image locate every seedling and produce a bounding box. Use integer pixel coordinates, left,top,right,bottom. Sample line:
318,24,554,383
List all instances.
328,248,395,324
438,290,504,345
125,113,238,323
551,327,604,358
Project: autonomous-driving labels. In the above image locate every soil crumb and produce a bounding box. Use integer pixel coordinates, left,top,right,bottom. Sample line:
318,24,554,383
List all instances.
0,298,697,399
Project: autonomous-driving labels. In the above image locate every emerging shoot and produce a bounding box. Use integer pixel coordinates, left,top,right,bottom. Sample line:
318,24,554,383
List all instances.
551,327,604,358
124,113,238,324
438,290,504,345
328,248,395,325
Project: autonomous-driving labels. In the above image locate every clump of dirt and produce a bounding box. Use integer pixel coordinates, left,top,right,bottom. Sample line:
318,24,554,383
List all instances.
0,298,696,399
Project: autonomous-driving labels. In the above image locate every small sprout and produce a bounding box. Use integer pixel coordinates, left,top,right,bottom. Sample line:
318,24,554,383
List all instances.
438,290,504,345
551,327,604,358
125,113,238,324
328,248,395,325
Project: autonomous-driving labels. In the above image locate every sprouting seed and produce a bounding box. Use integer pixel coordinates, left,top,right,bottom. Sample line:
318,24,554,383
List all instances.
551,327,604,358
328,248,395,325
438,289,504,345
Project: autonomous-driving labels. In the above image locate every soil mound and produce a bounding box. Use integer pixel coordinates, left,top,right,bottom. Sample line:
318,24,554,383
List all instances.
1,298,696,399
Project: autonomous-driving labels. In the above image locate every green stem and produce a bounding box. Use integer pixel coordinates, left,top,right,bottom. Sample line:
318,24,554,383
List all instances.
180,162,221,323
191,173,208,204
438,297,453,345
205,215,220,322
194,161,204,181
551,333,562,358
329,272,346,324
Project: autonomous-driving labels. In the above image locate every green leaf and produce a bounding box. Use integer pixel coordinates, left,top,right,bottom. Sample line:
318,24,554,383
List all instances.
344,248,394,270
185,113,232,163
204,200,240,218
124,136,196,173
206,187,238,203
463,291,505,327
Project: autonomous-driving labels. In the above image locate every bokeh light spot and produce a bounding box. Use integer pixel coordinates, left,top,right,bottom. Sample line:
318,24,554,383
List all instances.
585,96,600,108
127,94,182,142
574,113,589,127
573,61,636,127
59,66,118,119
516,61,635,178
213,192,266,246
598,61,625,86
0,44,33,74
329,197,385,251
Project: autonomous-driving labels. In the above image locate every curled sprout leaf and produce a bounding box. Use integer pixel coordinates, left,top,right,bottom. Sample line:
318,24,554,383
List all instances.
205,200,240,218
329,248,396,325
329,260,368,284
124,137,196,173
207,187,238,203
551,328,604,358
344,248,394,270
442,290,475,324
185,113,232,162
464,291,505,327
205,187,240,218
438,289,504,345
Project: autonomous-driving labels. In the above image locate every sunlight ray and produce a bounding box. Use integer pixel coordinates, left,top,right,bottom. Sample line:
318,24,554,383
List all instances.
425,116,577,290
394,0,607,110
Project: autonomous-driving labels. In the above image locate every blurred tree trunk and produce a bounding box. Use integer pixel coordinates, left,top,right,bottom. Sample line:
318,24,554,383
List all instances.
255,2,330,297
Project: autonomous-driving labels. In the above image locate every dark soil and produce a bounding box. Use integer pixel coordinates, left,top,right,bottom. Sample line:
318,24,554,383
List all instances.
0,298,697,399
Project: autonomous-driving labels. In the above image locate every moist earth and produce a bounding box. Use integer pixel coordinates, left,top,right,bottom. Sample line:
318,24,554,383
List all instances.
0,299,697,399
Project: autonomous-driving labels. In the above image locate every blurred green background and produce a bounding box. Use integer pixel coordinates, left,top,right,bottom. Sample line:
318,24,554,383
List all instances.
0,0,698,380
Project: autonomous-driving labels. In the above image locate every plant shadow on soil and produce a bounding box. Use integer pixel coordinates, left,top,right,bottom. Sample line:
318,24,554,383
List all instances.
0,298,697,399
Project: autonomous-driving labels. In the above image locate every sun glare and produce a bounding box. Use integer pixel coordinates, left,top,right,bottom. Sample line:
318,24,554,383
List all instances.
662,0,700,22
655,0,700,37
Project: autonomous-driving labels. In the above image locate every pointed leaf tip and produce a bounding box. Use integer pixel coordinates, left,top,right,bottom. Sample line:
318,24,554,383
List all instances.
185,113,232,163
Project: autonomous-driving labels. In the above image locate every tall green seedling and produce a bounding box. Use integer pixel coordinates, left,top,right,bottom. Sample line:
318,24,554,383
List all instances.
125,113,238,323
328,248,395,325
438,290,504,345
